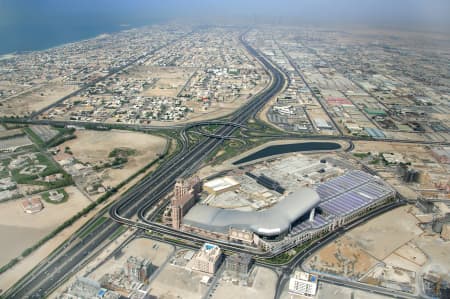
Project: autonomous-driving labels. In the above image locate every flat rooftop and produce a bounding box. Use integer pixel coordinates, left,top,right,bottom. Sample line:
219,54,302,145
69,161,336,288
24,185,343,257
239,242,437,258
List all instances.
203,176,240,192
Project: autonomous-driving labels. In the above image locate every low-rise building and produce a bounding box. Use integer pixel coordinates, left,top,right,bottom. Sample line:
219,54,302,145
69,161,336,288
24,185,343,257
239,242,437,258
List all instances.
0,177,16,191
190,243,223,275
288,270,318,298
48,190,65,202
44,173,64,182
314,118,332,130
21,196,44,214
382,152,406,164
203,176,240,195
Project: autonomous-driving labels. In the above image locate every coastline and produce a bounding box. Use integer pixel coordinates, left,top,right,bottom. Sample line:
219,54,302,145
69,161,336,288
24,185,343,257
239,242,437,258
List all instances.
0,22,150,57
0,53,17,60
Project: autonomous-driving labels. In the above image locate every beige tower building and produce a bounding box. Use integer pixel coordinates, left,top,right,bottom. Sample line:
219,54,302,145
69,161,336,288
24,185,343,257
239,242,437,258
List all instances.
171,176,200,229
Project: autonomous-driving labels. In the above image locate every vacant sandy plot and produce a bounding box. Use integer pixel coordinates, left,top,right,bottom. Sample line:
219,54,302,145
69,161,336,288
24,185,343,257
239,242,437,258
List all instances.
416,236,450,278
63,130,167,186
89,238,174,281
138,67,194,97
213,267,277,299
347,207,423,260
0,225,48,266
353,141,430,157
0,186,90,265
305,235,378,279
149,264,207,299
394,242,427,267
0,83,78,117
115,66,193,97
362,263,416,292
304,207,424,279
302,202,450,294
382,253,421,273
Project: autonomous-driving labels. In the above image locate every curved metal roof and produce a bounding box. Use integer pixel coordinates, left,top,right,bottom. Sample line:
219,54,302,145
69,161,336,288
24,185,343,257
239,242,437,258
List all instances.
183,188,320,237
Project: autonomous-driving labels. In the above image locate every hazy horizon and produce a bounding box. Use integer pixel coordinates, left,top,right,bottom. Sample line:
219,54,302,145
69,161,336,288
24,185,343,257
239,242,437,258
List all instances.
1,0,449,54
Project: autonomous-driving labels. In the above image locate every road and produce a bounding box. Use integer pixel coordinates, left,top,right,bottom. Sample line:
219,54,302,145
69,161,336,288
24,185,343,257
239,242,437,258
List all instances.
109,34,290,255
4,117,449,148
4,30,287,299
270,200,421,299
3,29,435,299
276,41,343,136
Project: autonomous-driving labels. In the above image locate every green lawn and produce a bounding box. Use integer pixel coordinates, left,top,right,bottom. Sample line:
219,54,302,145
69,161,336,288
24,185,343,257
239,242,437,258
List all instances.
23,127,46,148
41,189,68,204
261,241,312,265
79,217,109,239
109,225,127,240
10,153,72,188
0,158,10,179
109,147,136,158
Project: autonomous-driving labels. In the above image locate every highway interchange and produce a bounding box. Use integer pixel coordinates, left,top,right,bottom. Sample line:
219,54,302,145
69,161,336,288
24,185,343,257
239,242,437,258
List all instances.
5,30,287,299
3,30,441,299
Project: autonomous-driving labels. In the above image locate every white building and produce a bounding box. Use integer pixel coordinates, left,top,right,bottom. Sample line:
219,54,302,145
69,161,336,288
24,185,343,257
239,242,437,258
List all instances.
314,118,332,130
190,243,222,274
288,270,318,297
273,105,295,115
203,176,240,195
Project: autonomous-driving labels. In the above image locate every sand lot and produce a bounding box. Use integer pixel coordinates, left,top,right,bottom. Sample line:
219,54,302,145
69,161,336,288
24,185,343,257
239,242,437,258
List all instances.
305,235,378,279
212,267,277,299
88,238,174,281
0,186,90,265
0,83,78,117
304,205,450,292
347,207,423,260
0,225,48,265
416,236,450,278
306,207,423,287
63,130,167,186
136,66,194,97
105,64,198,99
353,141,430,158
394,243,427,267
149,264,207,299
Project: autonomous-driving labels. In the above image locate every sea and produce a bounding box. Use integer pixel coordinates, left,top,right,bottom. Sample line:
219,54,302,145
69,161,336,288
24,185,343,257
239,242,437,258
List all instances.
0,15,158,56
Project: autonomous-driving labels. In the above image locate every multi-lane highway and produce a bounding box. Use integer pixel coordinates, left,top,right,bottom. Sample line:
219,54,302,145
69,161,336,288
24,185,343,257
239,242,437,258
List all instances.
4,29,436,299
5,31,287,298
